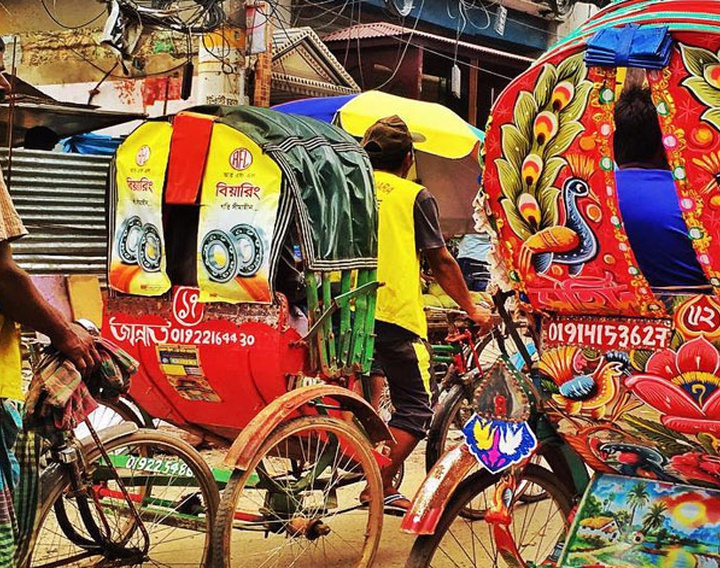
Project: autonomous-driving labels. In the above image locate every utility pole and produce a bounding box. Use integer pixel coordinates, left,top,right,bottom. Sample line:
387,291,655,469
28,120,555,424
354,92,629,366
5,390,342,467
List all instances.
197,0,246,106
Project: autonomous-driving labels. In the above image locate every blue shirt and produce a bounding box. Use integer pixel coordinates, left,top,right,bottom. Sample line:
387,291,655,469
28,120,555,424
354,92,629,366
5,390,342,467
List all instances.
616,169,707,288
457,233,492,262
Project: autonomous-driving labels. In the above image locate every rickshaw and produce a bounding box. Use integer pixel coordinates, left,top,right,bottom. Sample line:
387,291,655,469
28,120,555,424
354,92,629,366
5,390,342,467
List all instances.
401,1,720,567
101,106,391,567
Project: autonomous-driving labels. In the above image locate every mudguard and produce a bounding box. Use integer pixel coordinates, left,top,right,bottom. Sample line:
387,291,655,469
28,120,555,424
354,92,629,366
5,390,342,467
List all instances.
223,383,393,470
401,444,483,535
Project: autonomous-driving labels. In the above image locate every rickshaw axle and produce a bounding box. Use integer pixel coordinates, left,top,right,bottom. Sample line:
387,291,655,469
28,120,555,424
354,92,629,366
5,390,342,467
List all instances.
285,517,332,540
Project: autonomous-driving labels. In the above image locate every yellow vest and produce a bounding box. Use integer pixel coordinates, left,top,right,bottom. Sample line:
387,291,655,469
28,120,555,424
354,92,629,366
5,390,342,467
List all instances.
0,314,22,401
375,170,427,339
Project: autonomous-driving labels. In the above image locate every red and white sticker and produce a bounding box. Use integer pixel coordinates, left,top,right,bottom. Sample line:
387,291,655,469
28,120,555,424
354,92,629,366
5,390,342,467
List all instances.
229,148,253,171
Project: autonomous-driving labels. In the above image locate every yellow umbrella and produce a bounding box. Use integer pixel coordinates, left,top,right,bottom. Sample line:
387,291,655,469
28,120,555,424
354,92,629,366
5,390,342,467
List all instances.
337,91,480,160
276,91,484,235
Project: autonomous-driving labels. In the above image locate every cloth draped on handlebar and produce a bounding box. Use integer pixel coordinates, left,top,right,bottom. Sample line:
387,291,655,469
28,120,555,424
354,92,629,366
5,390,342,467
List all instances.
24,337,137,440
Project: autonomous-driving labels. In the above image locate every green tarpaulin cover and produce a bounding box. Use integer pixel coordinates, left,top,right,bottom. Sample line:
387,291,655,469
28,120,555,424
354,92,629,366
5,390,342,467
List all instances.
190,105,378,271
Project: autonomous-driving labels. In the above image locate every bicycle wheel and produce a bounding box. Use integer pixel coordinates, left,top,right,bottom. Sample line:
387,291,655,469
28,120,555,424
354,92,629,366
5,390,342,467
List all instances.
212,416,383,568
406,464,573,568
425,383,474,473
74,398,153,439
31,429,219,567
426,332,507,472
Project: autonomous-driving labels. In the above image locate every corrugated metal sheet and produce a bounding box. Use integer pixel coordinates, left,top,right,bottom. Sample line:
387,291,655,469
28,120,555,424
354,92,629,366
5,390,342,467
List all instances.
0,149,111,276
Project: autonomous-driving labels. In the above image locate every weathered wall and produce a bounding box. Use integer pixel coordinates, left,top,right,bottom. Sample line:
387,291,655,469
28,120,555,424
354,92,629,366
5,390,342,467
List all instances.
550,3,598,44
0,0,104,34
0,2,205,133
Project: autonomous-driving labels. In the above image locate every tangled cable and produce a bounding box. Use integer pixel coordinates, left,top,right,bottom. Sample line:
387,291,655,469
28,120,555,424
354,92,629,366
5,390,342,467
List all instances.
107,0,226,34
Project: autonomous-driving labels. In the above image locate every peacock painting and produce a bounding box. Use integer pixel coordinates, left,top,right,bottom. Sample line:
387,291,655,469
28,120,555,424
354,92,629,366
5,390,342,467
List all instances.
495,53,596,276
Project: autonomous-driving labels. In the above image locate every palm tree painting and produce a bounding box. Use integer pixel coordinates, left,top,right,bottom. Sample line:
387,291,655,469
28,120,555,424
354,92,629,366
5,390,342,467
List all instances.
627,481,650,531
642,502,668,549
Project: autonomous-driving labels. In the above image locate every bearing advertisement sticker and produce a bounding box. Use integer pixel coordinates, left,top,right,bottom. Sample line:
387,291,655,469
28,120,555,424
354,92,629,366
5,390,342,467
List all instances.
110,121,172,296
197,124,282,303
157,344,221,402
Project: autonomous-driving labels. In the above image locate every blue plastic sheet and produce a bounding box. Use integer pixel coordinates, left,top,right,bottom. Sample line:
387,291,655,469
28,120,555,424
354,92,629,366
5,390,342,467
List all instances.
62,133,124,155
272,94,358,124
585,24,672,70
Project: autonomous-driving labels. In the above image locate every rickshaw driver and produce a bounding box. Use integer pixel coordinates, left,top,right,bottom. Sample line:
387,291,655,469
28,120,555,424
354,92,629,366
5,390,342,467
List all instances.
614,85,709,289
359,116,494,513
0,57,101,563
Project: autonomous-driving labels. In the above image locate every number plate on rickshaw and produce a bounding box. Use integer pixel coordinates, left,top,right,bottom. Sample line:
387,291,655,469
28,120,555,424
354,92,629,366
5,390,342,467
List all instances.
542,316,672,351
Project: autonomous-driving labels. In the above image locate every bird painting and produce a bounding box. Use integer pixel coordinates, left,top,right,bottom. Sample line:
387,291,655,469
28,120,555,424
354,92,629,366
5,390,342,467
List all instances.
493,52,596,278
531,177,599,275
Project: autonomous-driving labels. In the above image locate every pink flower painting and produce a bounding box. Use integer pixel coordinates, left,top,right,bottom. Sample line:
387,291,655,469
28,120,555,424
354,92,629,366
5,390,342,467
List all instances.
625,336,720,436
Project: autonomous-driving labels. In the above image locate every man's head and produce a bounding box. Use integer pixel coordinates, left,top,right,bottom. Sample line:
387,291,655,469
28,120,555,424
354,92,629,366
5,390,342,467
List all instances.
362,115,415,175
613,85,668,169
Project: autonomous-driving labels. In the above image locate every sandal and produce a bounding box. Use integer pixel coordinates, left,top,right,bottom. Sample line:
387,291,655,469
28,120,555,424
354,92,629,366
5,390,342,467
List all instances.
358,490,411,516
383,492,411,516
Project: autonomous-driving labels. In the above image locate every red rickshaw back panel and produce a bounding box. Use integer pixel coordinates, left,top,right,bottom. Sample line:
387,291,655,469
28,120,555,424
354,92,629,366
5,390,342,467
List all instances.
483,52,663,317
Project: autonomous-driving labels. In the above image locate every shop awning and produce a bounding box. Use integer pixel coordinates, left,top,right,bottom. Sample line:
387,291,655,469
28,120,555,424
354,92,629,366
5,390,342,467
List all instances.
0,102,145,146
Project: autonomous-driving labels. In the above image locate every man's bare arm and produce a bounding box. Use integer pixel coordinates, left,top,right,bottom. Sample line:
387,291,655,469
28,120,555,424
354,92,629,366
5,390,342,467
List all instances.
0,242,101,373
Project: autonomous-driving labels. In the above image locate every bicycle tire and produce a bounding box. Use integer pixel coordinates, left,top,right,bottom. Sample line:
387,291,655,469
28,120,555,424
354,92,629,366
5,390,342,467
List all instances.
212,415,383,568
56,399,155,548
405,464,573,568
30,429,219,568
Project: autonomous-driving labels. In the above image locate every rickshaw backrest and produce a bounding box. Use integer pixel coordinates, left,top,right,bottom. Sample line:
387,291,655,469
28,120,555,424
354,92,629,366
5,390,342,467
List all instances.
483,15,720,319
107,106,379,377
483,56,666,318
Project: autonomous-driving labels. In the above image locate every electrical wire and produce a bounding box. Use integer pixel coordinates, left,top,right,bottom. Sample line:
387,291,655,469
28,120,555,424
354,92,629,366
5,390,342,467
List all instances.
374,0,426,90
282,0,416,88
263,0,362,95
282,1,524,79
461,0,492,31
118,0,226,33
293,0,559,40
67,42,193,80
40,0,106,30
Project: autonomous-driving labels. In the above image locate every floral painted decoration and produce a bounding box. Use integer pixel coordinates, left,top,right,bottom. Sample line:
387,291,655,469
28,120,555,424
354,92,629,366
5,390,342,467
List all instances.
625,336,720,436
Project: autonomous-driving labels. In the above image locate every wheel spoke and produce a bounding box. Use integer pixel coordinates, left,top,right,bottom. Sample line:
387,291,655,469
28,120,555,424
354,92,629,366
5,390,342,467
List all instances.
215,417,382,567
414,466,570,568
